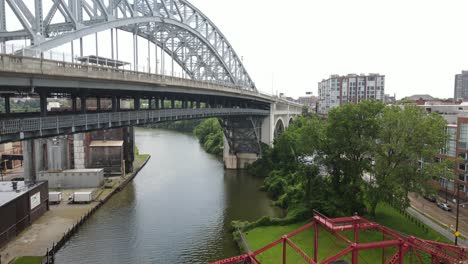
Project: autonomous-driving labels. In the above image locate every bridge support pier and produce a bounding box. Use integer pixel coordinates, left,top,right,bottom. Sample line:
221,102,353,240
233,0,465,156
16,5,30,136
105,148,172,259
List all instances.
4,94,10,114
220,117,262,169
22,136,71,181
22,139,38,182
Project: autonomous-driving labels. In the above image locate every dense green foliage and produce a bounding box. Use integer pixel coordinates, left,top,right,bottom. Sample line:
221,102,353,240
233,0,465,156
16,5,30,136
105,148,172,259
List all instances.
193,118,224,156
248,101,449,219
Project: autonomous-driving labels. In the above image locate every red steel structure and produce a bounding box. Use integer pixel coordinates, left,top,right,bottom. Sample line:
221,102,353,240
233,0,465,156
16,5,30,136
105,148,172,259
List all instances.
212,211,467,264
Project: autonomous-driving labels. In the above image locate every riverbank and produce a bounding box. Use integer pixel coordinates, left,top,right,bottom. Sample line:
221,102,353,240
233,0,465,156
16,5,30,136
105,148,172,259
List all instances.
0,154,150,264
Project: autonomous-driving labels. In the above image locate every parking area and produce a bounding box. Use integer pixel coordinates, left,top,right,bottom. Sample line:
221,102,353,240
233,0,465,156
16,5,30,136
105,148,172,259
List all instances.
409,193,468,237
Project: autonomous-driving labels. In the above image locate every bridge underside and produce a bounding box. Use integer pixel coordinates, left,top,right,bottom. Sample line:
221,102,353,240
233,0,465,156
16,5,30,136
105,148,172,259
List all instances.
220,116,262,169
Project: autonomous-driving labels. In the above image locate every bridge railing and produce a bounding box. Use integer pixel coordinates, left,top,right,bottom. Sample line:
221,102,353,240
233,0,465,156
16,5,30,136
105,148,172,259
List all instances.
0,108,269,137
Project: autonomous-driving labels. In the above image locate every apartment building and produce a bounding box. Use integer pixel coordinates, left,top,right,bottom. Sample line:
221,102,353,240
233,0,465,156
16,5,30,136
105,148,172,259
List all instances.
422,104,468,201
318,73,385,114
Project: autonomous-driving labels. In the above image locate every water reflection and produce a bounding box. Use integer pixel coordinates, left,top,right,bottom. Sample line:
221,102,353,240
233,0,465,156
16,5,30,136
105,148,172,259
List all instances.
55,128,281,263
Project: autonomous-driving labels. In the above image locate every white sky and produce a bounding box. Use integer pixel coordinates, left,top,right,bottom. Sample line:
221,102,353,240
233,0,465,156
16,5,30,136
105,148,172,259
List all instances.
6,0,468,99
188,0,468,99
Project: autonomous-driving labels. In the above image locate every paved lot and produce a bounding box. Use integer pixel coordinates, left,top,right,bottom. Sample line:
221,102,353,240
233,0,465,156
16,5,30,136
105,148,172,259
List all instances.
0,196,97,263
409,193,468,239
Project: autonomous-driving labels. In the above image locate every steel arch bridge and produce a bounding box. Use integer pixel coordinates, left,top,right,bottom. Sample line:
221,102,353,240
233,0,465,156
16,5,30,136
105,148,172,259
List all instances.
0,0,255,90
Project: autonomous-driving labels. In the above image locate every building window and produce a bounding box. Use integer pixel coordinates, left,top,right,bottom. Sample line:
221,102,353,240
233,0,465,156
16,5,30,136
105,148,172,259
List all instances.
459,163,466,171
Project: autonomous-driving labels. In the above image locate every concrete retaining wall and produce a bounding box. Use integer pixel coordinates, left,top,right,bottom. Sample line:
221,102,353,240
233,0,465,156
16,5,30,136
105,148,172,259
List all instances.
38,169,104,189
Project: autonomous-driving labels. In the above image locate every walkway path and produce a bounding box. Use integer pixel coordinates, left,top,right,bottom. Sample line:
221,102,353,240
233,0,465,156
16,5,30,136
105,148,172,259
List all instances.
406,207,468,247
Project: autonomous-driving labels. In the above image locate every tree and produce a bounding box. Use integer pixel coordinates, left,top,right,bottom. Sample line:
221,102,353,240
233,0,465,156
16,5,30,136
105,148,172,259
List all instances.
193,118,224,156
367,106,448,215
322,101,385,215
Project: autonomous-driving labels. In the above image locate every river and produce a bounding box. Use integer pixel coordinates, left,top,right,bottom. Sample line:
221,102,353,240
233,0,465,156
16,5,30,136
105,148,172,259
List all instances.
55,128,282,263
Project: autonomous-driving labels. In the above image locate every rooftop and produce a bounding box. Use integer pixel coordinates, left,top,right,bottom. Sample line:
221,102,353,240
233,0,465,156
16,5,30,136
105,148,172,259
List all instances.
0,181,44,207
89,140,124,147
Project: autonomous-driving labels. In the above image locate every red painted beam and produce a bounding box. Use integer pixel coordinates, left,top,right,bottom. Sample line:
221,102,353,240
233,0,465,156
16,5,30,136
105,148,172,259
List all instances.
252,237,283,256
329,216,361,223
210,254,250,264
320,246,354,264
285,238,317,264
356,240,401,250
285,222,314,239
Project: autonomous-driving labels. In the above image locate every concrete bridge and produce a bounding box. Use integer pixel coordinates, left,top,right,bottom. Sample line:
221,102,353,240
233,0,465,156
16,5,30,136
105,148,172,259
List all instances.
0,54,301,172
0,0,302,174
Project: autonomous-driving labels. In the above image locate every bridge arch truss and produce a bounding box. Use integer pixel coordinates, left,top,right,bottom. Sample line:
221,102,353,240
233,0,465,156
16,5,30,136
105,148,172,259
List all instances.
0,0,255,90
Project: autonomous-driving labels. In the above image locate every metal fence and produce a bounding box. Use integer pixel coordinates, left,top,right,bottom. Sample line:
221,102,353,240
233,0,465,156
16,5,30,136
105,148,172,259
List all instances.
0,108,269,136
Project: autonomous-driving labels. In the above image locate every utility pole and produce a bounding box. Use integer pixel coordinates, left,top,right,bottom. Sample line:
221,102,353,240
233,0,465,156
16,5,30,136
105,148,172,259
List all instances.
455,180,460,245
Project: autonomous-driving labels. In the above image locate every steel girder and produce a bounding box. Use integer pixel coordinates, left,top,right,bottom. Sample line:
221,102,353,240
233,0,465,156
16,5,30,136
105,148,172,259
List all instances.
220,116,262,155
0,0,256,90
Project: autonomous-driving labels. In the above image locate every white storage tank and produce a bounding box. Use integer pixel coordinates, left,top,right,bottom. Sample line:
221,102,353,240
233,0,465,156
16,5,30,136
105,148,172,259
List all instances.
48,192,62,204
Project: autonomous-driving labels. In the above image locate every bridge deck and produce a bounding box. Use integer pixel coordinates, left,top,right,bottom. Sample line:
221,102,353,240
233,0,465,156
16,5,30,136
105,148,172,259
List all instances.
0,108,269,144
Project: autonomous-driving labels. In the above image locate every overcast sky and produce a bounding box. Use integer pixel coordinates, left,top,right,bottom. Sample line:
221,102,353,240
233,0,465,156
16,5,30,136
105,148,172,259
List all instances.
6,0,468,99
187,0,468,99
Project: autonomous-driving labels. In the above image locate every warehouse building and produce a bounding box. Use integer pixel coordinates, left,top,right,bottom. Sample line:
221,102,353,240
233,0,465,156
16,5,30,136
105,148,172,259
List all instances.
0,181,48,248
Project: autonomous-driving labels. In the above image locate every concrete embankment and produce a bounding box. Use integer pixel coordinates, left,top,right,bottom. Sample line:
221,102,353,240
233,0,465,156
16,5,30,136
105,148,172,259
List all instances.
0,155,150,264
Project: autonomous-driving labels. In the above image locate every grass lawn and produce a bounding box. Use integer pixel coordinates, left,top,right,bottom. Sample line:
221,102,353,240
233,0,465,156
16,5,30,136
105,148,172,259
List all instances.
12,256,43,264
245,203,448,263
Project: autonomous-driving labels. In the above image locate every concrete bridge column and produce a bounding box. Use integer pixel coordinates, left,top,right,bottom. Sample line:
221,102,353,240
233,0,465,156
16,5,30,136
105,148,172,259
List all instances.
80,94,87,114
148,98,153,110
171,98,175,109
134,96,140,110
39,91,47,117
3,94,10,114
155,97,160,109
73,133,86,169
161,97,165,109
220,117,262,169
72,94,77,112
22,139,44,182
111,96,117,112
260,103,275,146
96,96,101,111
196,101,201,109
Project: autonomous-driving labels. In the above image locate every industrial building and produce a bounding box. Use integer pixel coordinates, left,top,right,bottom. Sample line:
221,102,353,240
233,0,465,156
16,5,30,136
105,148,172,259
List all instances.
318,73,385,114
0,181,48,248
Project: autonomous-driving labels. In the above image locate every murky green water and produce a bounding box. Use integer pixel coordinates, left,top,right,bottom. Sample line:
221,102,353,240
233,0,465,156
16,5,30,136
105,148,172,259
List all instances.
55,128,282,263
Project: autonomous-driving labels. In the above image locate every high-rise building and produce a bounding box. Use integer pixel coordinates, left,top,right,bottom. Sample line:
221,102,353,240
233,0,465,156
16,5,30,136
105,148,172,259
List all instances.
297,96,318,112
454,71,468,101
317,73,385,114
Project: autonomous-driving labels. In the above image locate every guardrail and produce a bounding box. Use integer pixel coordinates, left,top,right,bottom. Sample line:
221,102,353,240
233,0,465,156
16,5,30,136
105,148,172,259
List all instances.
0,53,303,107
0,54,276,101
0,108,269,137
